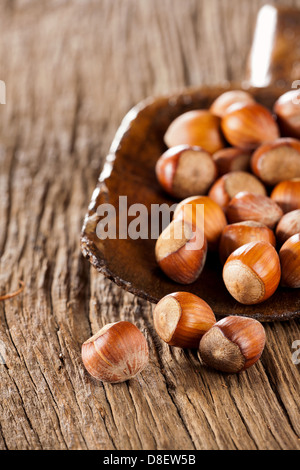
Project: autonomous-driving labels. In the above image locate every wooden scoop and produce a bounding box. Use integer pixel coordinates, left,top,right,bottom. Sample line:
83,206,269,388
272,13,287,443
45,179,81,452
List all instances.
81,5,300,321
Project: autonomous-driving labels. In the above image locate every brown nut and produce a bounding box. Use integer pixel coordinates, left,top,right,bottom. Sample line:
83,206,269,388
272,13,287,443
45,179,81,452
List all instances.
208,171,267,210
155,218,207,284
212,147,252,176
226,192,283,229
271,179,300,213
221,102,280,150
153,292,216,349
155,145,217,199
276,210,300,245
199,316,266,373
164,110,225,154
222,241,281,305
219,221,276,265
173,195,227,250
210,90,255,118
251,138,300,186
279,233,300,288
82,321,149,383
274,90,300,139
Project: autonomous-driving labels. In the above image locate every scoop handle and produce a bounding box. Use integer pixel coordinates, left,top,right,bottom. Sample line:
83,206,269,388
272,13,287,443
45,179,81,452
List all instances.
245,4,300,88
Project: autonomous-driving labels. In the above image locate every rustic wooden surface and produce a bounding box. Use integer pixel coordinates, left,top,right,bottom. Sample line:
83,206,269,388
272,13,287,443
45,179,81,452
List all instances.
0,0,300,450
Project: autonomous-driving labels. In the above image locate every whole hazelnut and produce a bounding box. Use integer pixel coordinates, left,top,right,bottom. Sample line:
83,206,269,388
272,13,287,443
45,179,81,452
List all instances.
279,233,300,288
155,145,217,199
153,292,216,349
223,241,281,305
208,171,267,210
251,138,300,186
199,316,266,373
173,195,227,250
274,90,300,139
82,321,149,383
155,218,207,284
271,179,300,213
276,210,300,245
226,192,283,229
212,147,252,176
219,221,276,264
210,90,255,118
164,110,225,154
221,102,279,150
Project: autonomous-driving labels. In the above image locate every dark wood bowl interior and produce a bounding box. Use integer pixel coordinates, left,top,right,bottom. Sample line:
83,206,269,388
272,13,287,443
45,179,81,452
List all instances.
81,85,300,321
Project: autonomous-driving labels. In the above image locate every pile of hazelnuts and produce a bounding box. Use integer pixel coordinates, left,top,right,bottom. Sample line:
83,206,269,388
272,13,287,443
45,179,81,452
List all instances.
81,89,300,384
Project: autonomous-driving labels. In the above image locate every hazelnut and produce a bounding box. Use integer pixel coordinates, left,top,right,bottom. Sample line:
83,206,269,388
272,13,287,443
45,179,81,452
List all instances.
279,233,300,288
271,179,300,213
251,138,300,186
155,145,217,199
208,171,267,210
219,221,276,265
276,210,300,245
155,218,207,284
226,192,283,229
199,316,266,373
210,90,255,118
212,147,252,176
173,195,227,250
223,241,281,305
221,102,279,150
164,110,225,154
273,90,300,139
153,292,216,349
82,321,149,383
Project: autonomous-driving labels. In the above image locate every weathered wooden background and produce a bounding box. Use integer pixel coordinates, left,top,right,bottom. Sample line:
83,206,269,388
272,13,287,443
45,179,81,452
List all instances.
0,0,300,450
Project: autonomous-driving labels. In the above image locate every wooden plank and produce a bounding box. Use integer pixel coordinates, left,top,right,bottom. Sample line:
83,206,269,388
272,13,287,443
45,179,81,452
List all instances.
0,0,299,450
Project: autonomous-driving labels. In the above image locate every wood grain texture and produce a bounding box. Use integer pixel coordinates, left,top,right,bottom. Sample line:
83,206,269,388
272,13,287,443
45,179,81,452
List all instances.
0,0,300,450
